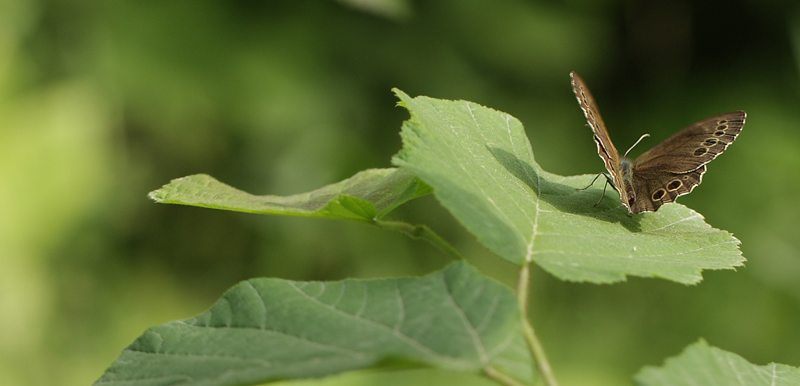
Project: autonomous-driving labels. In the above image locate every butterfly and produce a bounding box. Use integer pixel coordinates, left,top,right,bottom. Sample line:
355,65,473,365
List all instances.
570,72,746,214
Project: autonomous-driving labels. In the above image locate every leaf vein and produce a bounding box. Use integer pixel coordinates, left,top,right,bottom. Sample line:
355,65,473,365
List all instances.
286,282,449,360
443,273,489,364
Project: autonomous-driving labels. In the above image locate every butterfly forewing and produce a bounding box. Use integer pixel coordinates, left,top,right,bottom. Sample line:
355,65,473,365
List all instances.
633,111,746,174
570,72,630,205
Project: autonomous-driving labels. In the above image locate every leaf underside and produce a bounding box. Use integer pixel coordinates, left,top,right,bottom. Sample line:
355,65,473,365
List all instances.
391,88,743,284
148,168,430,223
94,261,534,386
635,340,800,386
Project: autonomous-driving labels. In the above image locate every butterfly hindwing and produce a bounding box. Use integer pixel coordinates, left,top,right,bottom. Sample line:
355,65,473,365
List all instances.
631,165,706,213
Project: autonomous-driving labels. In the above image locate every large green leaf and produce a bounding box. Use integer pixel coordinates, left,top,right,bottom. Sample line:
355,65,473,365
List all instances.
635,340,800,386
391,89,743,284
148,168,430,223
94,261,534,386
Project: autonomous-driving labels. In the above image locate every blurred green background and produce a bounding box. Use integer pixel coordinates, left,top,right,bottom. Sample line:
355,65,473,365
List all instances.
2,0,800,385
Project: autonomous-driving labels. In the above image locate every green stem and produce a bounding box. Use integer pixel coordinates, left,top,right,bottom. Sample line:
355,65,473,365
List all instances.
375,220,464,260
517,264,558,386
484,365,526,386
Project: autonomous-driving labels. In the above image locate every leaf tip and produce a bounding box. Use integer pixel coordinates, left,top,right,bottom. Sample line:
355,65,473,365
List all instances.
392,88,416,111
147,189,163,202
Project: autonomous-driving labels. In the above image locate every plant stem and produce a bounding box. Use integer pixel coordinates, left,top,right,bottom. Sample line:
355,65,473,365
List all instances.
517,264,558,386
375,220,464,260
484,365,526,386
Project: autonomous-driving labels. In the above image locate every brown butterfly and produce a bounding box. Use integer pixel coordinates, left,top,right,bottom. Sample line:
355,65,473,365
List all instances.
570,72,746,214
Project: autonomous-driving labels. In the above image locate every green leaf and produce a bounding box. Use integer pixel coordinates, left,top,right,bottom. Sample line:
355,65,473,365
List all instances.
93,261,534,386
336,0,412,21
148,168,430,223
635,339,800,386
391,88,743,284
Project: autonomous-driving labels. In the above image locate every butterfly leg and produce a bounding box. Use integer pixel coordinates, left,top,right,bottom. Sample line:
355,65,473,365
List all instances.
578,173,614,207
577,173,603,191
593,174,615,207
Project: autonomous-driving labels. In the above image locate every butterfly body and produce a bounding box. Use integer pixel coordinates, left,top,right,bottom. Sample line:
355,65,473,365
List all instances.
618,157,636,209
570,72,745,214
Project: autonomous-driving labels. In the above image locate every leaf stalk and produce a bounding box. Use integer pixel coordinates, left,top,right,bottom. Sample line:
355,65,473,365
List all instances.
376,220,464,260
484,365,526,386
517,264,558,386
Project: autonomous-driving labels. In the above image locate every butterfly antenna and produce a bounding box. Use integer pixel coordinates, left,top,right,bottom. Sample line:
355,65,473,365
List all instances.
623,133,650,157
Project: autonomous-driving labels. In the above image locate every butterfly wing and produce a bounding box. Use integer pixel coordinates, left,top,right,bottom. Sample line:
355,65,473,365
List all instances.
570,72,631,207
633,111,746,173
629,111,745,213
630,165,706,213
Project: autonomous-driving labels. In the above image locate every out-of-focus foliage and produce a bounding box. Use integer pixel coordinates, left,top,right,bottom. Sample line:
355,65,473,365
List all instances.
635,340,800,386
1,0,799,385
